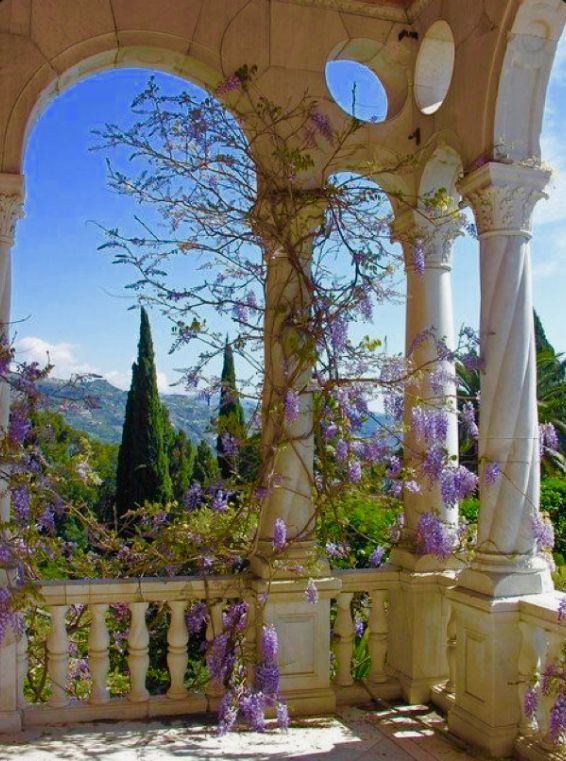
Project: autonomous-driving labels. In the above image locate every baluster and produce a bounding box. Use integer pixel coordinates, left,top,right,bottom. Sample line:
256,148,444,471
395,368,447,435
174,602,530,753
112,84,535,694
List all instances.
166,600,188,699
518,621,537,735
16,624,28,709
89,603,110,704
368,589,388,684
539,629,563,750
334,592,354,687
243,592,257,687
446,604,457,694
127,602,149,702
206,600,225,699
47,605,69,707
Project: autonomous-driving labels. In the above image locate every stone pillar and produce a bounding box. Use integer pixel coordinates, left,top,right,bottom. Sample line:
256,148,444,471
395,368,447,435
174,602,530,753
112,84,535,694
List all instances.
457,161,552,597
391,209,462,570
446,162,552,757
251,194,326,578
387,208,461,704
249,192,340,715
0,173,24,734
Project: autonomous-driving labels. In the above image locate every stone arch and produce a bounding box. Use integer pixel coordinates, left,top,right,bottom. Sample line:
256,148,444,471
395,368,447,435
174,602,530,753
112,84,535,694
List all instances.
2,42,226,175
494,0,566,161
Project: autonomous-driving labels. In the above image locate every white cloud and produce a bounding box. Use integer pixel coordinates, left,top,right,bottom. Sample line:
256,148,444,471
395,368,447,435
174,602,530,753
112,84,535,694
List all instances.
15,335,172,394
15,336,97,377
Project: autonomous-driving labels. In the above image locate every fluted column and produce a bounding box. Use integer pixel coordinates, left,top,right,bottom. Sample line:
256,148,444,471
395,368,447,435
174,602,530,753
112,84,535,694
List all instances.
251,193,325,578
0,174,24,733
390,208,461,569
458,161,552,596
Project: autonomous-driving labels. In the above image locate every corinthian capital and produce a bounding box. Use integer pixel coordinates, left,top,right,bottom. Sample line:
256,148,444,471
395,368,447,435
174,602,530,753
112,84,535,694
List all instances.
458,162,550,238
392,207,464,271
0,174,24,246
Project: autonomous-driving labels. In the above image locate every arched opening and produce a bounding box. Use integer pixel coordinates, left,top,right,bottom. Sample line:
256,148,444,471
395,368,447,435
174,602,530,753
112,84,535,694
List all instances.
414,21,455,115
325,60,388,123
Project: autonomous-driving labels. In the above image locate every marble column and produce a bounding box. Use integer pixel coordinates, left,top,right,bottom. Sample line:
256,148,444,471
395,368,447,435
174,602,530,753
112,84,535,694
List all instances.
390,208,462,571
250,194,326,578
457,161,552,597
0,173,24,733
386,207,461,704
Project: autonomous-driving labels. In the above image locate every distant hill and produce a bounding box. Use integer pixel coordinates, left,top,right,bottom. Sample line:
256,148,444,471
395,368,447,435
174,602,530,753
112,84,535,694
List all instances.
38,377,233,445
37,377,388,445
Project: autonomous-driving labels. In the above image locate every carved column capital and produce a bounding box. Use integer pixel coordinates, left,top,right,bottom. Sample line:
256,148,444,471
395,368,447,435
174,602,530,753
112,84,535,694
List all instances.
392,207,464,271
458,162,550,238
0,174,25,246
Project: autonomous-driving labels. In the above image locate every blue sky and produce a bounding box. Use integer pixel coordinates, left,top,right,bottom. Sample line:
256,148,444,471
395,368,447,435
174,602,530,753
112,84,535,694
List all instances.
11,41,566,392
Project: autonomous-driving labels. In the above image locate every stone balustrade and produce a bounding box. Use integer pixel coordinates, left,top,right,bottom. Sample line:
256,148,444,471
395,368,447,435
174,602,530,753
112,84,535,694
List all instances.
15,568,403,729
22,575,243,726
515,593,566,761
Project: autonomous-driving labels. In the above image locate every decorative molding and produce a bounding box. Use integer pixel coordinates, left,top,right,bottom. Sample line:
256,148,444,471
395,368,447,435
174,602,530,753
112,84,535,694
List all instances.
0,174,25,246
0,195,24,246
459,162,550,237
284,0,431,23
391,207,464,270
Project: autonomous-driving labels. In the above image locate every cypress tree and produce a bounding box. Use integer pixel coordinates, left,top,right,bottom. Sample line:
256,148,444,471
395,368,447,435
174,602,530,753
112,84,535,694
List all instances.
216,339,246,478
193,439,220,486
534,309,554,356
115,307,172,524
169,430,194,502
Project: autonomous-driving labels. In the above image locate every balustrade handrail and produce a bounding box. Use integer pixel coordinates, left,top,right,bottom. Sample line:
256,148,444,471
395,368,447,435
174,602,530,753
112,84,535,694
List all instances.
332,565,400,593
518,591,565,633
37,573,245,606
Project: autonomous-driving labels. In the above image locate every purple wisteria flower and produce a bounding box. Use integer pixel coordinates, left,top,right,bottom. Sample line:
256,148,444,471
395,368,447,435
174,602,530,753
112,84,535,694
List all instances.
558,597,566,624
11,485,30,525
540,422,559,456
240,692,266,732
550,693,566,742
211,489,229,512
326,541,349,559
523,686,538,719
284,390,300,424
330,317,348,353
186,602,208,635
272,518,287,550
216,73,241,95
484,462,501,486
416,513,457,560
348,459,362,483
412,407,448,446
440,466,478,506
335,439,348,463
354,618,365,637
462,402,479,439
184,482,203,510
223,601,249,634
256,625,280,697
310,110,333,141
369,546,386,567
530,515,555,551
412,239,425,277
220,432,239,458
305,578,319,605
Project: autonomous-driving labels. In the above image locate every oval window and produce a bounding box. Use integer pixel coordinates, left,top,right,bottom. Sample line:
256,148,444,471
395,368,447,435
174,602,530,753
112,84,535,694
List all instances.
414,20,455,115
325,60,388,123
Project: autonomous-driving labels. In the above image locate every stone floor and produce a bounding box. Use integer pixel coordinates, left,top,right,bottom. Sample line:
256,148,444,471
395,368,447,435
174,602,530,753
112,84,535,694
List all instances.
0,704,487,761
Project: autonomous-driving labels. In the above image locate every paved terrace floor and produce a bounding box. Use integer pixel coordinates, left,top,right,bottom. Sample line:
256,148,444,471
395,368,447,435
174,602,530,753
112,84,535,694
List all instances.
0,704,487,761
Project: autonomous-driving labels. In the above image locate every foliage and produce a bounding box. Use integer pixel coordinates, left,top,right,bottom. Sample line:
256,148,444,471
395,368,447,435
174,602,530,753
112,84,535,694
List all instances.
217,339,246,479
115,307,172,527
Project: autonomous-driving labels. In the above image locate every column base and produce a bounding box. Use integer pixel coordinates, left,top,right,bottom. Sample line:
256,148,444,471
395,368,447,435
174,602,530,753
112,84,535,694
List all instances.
249,541,329,579
251,575,340,713
387,568,457,704
390,546,464,573
446,586,524,757
456,552,553,597
448,702,519,758
0,710,22,734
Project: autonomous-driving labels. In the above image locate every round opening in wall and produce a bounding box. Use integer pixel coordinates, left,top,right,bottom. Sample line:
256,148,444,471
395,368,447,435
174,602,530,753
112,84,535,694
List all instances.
414,20,455,115
325,60,388,123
